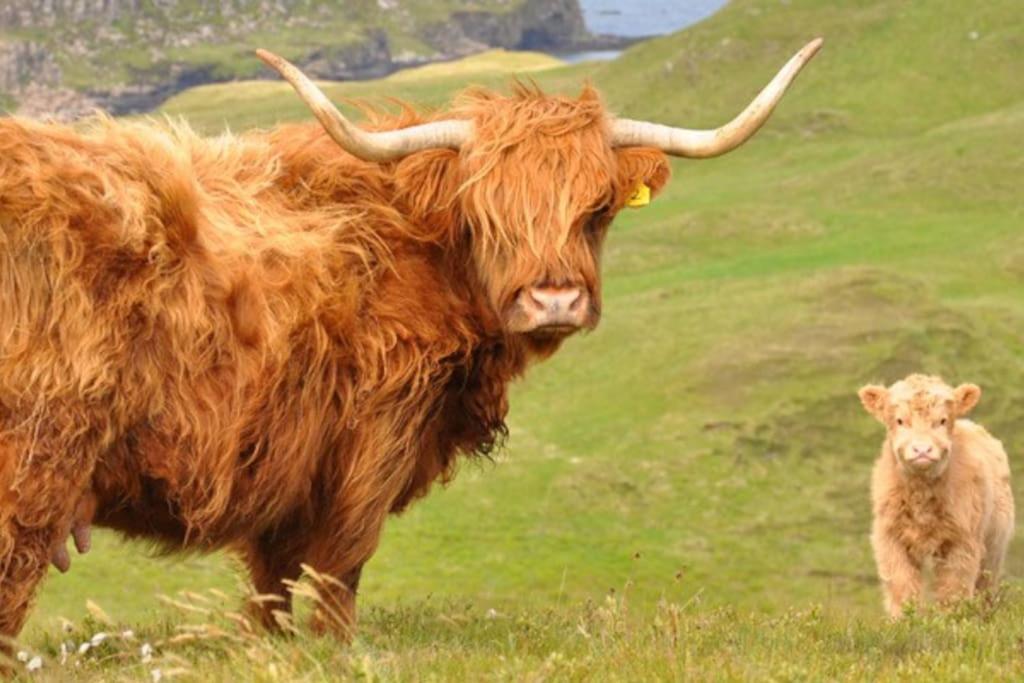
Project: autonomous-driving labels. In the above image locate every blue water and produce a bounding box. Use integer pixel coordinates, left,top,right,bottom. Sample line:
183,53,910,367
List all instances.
558,0,728,62
580,0,728,37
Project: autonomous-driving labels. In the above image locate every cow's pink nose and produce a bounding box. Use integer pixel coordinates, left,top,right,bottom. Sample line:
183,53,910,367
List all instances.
528,287,584,313
511,286,590,333
912,444,933,457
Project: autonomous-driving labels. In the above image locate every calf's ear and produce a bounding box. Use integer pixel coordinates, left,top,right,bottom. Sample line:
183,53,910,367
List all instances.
953,383,981,416
858,385,889,422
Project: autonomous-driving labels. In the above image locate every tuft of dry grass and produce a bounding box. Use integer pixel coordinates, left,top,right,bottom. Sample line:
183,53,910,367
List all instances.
12,579,1024,681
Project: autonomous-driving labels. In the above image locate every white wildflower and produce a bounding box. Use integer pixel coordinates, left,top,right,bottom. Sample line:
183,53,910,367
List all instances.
151,668,163,682
15,651,29,662
90,632,108,646
26,656,42,672
77,642,90,655
121,629,135,639
141,642,154,663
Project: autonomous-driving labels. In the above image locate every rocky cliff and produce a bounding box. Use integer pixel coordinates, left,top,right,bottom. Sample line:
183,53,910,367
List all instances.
0,0,593,120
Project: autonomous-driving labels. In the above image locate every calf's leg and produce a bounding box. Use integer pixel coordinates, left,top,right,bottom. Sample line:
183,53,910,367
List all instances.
976,537,1009,593
977,495,1015,593
872,531,922,618
934,543,983,606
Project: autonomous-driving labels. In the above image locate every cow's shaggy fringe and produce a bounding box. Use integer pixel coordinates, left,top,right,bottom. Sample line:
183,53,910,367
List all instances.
0,85,670,640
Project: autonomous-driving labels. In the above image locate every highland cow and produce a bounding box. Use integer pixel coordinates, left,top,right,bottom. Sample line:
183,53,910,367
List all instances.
0,40,821,641
859,374,1015,617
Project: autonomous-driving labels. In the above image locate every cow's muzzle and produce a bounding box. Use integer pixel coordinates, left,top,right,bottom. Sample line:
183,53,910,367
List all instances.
507,286,591,335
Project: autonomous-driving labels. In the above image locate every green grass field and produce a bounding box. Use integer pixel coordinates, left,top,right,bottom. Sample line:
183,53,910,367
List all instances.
11,0,1024,679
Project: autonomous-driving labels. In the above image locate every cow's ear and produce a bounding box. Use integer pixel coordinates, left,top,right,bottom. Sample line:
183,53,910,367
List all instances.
394,149,462,242
858,384,889,423
614,147,672,207
953,383,981,416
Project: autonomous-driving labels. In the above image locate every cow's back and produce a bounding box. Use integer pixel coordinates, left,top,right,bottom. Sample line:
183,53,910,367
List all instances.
0,116,357,531
0,114,482,547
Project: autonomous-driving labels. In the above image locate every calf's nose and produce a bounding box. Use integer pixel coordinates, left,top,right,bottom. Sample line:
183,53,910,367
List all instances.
912,443,933,457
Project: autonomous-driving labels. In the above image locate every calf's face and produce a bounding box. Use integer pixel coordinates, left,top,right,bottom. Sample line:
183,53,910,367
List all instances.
858,374,981,475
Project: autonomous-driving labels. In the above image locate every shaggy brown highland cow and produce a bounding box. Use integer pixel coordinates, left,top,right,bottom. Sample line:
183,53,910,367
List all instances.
0,40,821,640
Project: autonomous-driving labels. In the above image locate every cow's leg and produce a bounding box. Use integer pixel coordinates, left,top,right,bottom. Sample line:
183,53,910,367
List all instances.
303,537,369,640
300,436,414,639
0,454,96,641
242,527,307,632
0,414,105,644
0,523,58,639
245,528,366,638
295,397,442,641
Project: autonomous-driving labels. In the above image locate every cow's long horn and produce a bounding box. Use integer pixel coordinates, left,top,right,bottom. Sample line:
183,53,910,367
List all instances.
610,38,823,158
256,49,471,162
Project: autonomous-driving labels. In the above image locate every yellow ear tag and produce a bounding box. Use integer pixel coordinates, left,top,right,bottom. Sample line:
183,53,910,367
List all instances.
626,182,651,208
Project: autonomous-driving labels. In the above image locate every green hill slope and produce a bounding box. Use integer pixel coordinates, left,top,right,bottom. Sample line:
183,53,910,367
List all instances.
17,0,1024,679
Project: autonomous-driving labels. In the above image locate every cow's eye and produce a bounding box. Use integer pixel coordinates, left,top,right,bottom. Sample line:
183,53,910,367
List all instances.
585,210,610,238
940,418,947,426
896,418,904,426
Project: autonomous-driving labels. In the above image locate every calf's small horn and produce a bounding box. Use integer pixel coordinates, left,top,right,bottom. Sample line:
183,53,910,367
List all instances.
256,49,471,162
610,38,823,158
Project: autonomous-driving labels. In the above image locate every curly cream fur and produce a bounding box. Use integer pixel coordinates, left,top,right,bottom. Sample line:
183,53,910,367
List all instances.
861,374,1015,617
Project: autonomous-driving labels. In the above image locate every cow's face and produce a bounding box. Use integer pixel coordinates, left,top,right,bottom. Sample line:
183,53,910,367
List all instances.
260,42,822,348
858,374,981,476
453,88,670,347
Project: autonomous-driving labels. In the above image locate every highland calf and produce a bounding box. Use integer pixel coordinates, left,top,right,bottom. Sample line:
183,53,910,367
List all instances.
0,41,821,641
859,374,1014,618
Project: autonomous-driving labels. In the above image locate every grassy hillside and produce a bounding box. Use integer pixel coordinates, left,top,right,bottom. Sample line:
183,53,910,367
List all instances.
159,48,569,130
13,0,1024,679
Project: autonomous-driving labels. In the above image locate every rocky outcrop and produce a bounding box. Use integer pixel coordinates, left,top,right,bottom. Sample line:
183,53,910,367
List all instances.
0,0,604,119
297,30,394,82
14,83,100,122
0,1,142,29
0,39,99,121
0,40,60,92
424,0,587,54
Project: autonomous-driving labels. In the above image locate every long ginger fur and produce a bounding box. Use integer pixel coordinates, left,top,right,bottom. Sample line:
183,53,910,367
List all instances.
0,85,671,639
